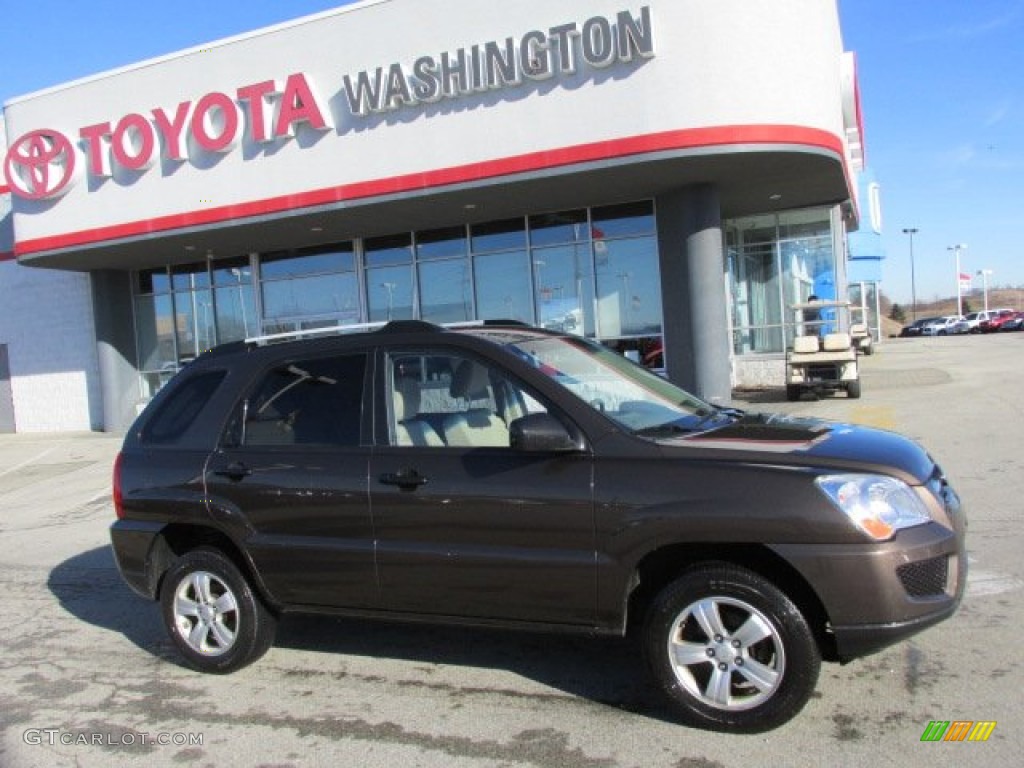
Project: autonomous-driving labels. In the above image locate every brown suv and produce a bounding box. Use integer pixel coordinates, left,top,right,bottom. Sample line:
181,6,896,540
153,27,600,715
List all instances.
110,321,966,732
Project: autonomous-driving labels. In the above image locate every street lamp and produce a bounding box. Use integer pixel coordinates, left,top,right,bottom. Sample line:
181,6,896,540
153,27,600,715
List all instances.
947,244,967,317
901,228,918,321
977,269,994,312
381,282,397,320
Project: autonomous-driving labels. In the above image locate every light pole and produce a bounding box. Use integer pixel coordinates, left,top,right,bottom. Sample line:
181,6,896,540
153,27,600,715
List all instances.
947,244,967,317
230,267,250,337
901,228,918,321
381,282,396,320
977,269,993,312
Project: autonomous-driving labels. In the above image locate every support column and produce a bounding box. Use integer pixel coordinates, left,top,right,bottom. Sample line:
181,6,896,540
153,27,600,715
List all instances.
91,270,139,433
656,184,732,405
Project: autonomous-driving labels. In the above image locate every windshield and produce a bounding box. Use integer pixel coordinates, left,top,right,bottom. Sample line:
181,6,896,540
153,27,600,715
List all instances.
495,333,721,435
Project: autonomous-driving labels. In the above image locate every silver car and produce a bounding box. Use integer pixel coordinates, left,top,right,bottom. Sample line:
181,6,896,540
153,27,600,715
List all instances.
922,315,967,336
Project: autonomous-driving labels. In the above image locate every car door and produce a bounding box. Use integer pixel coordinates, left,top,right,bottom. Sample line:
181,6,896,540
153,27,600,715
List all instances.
204,350,377,609
370,347,597,626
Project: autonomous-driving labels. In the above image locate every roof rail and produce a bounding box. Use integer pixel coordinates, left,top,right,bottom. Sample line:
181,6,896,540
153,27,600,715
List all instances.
243,318,535,347
245,321,389,346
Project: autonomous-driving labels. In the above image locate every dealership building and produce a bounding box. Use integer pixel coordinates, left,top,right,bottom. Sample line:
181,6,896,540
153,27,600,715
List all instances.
1,0,882,433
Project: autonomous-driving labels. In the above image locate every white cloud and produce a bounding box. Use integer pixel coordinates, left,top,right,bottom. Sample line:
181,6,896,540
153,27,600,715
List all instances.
984,99,1012,127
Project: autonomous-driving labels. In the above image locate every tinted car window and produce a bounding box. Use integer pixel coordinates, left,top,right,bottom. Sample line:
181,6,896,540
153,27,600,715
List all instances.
242,354,366,447
142,370,227,444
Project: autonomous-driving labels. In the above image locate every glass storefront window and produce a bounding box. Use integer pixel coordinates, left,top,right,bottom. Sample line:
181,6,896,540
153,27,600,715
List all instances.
263,272,360,322
532,243,594,336
726,209,837,355
366,233,412,266
212,258,257,342
595,236,662,338
174,288,215,362
592,201,655,238
260,243,360,334
171,262,211,291
474,250,533,323
134,293,175,372
138,268,171,294
529,209,587,247
131,200,666,405
261,245,354,279
419,259,472,323
471,218,526,253
367,265,414,321
416,226,467,260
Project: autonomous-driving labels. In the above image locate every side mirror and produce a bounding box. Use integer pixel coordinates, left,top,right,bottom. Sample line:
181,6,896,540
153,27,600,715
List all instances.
509,413,579,453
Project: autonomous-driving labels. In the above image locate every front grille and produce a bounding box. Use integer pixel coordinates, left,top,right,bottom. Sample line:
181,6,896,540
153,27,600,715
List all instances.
897,557,949,597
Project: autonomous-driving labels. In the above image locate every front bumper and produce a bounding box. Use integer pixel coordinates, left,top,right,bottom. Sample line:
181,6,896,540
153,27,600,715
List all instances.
773,517,967,661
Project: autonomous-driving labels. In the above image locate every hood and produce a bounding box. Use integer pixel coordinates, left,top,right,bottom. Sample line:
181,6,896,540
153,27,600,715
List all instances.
669,412,936,484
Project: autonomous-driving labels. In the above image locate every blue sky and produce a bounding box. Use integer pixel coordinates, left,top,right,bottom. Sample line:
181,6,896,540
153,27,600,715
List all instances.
2,0,1021,305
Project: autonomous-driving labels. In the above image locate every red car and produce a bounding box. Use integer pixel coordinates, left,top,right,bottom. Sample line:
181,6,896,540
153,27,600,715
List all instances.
980,309,1016,333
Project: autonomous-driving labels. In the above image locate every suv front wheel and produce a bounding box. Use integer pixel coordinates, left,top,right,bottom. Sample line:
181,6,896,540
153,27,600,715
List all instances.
160,547,277,673
642,563,821,732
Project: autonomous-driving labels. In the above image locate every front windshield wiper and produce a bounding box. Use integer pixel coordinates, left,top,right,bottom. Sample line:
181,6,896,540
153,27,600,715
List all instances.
636,407,742,438
634,423,696,437
714,406,746,420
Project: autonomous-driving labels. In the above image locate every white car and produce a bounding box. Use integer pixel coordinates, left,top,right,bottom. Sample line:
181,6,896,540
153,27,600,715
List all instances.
921,315,967,336
963,309,1010,333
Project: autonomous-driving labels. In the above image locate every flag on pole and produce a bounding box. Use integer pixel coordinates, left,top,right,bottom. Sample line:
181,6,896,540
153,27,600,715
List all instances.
958,272,972,292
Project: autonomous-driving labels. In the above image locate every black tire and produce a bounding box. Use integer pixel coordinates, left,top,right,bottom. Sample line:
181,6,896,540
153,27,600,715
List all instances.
847,380,861,399
785,385,801,402
642,563,820,733
160,547,277,673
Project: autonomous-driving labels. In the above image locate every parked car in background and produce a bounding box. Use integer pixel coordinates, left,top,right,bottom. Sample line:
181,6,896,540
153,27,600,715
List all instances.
979,308,1016,333
1002,311,1024,332
921,315,967,336
965,309,1009,333
899,317,939,337
962,311,985,333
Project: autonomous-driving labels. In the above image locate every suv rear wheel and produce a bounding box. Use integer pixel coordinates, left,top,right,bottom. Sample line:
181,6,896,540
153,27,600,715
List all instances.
642,563,820,732
160,548,277,673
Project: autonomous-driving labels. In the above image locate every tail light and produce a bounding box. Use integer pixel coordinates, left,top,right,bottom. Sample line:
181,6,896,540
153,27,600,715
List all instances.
113,451,125,520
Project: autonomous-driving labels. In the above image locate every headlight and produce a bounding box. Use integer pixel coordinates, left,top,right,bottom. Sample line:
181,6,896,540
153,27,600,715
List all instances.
815,474,932,541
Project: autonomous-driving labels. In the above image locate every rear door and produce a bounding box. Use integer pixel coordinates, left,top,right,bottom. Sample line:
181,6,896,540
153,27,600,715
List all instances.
204,350,377,609
369,347,597,626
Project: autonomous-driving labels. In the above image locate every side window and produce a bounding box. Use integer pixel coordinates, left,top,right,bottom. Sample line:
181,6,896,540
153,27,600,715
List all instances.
387,351,550,448
142,370,227,444
242,354,366,448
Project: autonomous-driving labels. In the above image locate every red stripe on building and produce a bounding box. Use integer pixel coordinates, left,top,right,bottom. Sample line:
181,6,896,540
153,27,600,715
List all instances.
13,124,847,257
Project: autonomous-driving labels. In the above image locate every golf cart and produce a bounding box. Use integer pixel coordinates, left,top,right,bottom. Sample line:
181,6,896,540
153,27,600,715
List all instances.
849,304,874,355
785,300,861,401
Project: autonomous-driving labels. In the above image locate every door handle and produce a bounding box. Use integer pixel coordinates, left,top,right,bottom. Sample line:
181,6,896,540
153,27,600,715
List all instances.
379,469,428,490
213,462,252,481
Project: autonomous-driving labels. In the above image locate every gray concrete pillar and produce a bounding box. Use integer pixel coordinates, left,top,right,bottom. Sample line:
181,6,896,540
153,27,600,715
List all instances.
656,184,732,405
91,270,139,433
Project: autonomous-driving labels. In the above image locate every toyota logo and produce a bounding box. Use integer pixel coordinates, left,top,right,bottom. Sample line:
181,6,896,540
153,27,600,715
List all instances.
4,129,77,200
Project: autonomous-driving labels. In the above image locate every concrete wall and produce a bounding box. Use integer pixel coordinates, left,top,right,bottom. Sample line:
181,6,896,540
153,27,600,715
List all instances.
0,260,103,431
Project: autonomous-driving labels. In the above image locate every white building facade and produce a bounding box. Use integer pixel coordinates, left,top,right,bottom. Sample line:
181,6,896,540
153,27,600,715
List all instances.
2,0,866,432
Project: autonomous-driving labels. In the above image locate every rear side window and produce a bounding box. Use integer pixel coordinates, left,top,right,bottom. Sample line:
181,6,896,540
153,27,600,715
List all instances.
241,354,366,448
142,370,227,444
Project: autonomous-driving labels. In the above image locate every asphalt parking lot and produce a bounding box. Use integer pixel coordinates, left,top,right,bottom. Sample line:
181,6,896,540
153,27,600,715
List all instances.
1,333,1021,767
